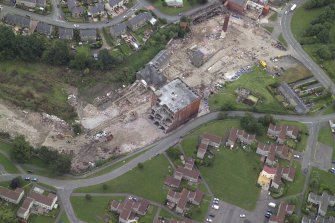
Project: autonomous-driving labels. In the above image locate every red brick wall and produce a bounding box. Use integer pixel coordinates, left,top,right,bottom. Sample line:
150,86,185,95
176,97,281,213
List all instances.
228,1,245,14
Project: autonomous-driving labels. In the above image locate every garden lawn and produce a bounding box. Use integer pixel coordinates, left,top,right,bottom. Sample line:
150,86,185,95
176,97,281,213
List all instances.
318,126,335,159
199,149,261,210
0,141,13,154
323,104,335,115
0,153,19,173
71,196,121,223
279,65,312,83
310,168,335,194
278,33,288,48
74,155,170,203
285,161,305,197
188,195,211,222
60,212,70,223
269,12,278,21
158,209,180,220
209,66,287,114
152,0,196,15
139,206,157,223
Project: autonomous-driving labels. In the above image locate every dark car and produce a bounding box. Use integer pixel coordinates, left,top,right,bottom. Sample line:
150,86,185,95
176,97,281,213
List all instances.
265,213,271,219
209,214,215,218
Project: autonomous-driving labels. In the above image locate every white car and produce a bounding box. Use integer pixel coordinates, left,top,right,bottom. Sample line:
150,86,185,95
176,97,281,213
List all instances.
293,154,300,159
284,11,288,14
206,218,213,222
73,24,79,28
239,214,246,218
212,204,219,210
213,197,219,201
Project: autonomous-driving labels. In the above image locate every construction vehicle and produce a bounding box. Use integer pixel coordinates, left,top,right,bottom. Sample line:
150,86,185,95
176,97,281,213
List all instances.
259,60,267,68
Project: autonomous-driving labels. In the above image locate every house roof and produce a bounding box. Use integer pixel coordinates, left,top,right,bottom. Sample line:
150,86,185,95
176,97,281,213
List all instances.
89,3,104,14
111,197,149,221
17,197,33,215
136,64,167,88
202,133,222,145
229,0,248,6
164,176,181,188
27,191,57,207
36,0,46,6
67,0,77,9
175,166,200,180
80,29,96,38
150,50,170,69
266,147,276,162
110,22,127,35
184,157,195,170
36,22,53,34
168,190,181,200
0,187,23,201
176,189,189,211
269,202,294,223
282,167,296,180
4,13,30,28
127,12,151,27
71,6,84,14
275,145,289,158
263,165,277,175
109,0,122,7
58,27,73,39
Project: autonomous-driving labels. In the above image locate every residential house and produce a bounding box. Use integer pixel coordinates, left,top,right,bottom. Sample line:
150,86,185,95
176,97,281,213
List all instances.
0,187,24,204
164,176,181,188
17,191,58,220
197,133,222,159
107,0,125,11
58,27,73,39
35,22,53,35
16,0,36,8
173,158,200,183
110,22,127,37
165,0,183,7
110,197,149,223
155,218,192,223
329,120,335,133
4,13,31,28
67,0,83,18
80,29,97,41
166,188,203,214
307,192,335,216
256,143,290,166
226,128,256,148
267,124,300,144
269,202,295,223
257,165,296,190
88,3,105,17
127,12,152,31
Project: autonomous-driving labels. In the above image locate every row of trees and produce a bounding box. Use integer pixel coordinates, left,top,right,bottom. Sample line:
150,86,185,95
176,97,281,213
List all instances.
11,135,72,175
305,0,332,9
0,26,119,71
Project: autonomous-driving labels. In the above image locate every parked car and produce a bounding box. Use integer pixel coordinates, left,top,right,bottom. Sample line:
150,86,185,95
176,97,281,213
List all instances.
24,177,30,181
209,214,215,218
265,213,271,218
32,177,38,182
212,204,219,210
293,154,300,159
206,218,213,222
268,202,276,208
213,200,219,204
239,214,246,218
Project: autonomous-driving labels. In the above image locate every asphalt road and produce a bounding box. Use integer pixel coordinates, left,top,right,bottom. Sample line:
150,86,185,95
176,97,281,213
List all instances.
280,0,335,94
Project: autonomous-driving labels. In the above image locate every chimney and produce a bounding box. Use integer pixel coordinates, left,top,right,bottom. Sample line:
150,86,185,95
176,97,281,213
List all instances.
223,14,230,32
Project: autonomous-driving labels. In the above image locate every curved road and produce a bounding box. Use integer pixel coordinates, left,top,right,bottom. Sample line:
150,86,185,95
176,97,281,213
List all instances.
281,0,335,94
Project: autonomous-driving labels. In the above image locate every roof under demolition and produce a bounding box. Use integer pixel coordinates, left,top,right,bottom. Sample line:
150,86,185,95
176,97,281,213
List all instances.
154,78,199,113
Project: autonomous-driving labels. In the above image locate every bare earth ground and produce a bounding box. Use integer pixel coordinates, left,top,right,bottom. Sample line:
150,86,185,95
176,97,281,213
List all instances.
0,14,299,172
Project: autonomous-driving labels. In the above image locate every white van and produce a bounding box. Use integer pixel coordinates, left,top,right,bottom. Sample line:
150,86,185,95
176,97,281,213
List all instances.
268,202,276,208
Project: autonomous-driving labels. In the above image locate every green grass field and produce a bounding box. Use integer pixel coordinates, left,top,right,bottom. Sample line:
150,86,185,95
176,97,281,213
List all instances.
279,65,312,83
188,195,211,222
278,33,288,48
285,161,305,197
264,26,274,33
268,12,278,22
323,104,335,115
152,0,197,15
310,168,335,194
209,66,288,114
59,212,71,223
139,206,157,223
200,149,261,210
74,155,170,203
318,126,335,159
71,196,121,223
0,141,14,154
291,4,335,81
0,153,19,174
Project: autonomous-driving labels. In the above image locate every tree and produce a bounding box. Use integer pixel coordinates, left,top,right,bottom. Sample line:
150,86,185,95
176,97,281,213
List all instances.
317,46,332,60
49,154,72,175
85,194,92,200
317,28,330,43
97,49,116,70
166,147,182,161
137,162,144,169
309,177,320,192
11,135,32,163
15,34,45,61
102,184,108,190
0,26,16,60
10,177,22,189
258,114,276,127
42,40,70,66
240,114,264,136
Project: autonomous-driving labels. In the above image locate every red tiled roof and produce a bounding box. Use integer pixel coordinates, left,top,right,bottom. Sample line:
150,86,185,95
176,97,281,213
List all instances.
263,165,277,175
111,200,120,210
184,158,195,170
193,189,204,204
17,197,33,215
168,190,181,200
228,128,238,143
164,176,181,188
202,133,222,145
176,189,189,211
267,147,276,162
0,187,23,201
283,167,296,180
269,202,294,223
27,191,56,207
175,166,200,181
137,200,149,213
257,143,271,152
275,145,289,158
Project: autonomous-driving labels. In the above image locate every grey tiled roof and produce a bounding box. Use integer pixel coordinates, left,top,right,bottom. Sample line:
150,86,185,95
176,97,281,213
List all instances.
89,3,104,14
36,22,53,34
108,0,122,7
80,29,96,40
110,22,127,36
58,27,73,39
4,13,30,28
127,12,151,27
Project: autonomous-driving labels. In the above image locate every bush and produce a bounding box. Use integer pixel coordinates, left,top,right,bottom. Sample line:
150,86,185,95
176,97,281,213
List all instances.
85,194,92,200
